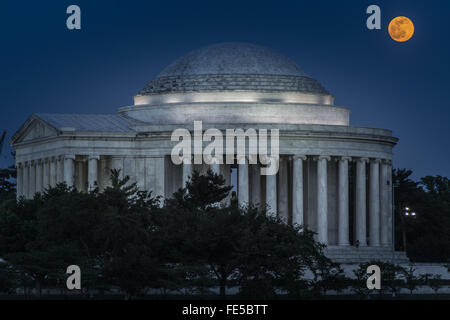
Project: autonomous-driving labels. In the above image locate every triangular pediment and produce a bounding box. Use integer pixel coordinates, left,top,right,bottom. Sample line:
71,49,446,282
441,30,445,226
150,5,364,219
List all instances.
10,115,59,145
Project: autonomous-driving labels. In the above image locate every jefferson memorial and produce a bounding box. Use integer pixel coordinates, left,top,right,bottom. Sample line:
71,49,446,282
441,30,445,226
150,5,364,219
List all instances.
10,43,408,263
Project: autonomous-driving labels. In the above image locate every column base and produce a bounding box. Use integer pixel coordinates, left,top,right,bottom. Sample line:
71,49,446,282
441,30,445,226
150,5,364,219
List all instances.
324,245,410,264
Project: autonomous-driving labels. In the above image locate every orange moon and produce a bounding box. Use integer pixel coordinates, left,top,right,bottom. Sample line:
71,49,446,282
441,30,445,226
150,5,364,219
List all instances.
388,16,414,42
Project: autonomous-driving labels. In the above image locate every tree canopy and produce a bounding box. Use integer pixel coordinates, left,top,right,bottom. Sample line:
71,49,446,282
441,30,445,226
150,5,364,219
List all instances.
1,165,449,298
0,168,346,298
393,169,450,262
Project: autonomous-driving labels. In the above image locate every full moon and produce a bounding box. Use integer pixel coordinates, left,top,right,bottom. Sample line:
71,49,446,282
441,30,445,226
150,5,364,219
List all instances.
388,16,414,42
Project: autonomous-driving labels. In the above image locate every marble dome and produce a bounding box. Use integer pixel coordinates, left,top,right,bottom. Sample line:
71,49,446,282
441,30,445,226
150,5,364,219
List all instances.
158,42,307,77
123,42,344,125
137,42,330,96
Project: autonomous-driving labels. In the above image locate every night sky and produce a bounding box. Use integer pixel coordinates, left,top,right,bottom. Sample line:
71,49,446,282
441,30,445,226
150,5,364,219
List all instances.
1,0,449,180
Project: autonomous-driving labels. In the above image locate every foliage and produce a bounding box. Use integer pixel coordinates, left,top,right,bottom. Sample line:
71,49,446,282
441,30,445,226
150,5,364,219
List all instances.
0,164,16,202
0,261,19,294
0,167,351,298
393,169,450,262
351,264,373,298
93,169,163,298
420,273,442,294
0,170,164,298
2,164,449,298
162,170,349,298
401,265,420,294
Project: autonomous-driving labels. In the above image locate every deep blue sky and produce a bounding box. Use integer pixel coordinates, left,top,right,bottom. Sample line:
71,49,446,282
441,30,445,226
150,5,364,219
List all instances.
1,0,449,179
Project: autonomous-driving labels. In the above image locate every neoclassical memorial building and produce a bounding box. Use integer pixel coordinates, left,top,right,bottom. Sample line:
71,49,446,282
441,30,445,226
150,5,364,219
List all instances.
10,43,408,263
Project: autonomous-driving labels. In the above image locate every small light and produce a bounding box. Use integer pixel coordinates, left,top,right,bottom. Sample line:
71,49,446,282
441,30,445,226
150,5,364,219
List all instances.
405,207,410,211
405,212,409,216
411,212,416,216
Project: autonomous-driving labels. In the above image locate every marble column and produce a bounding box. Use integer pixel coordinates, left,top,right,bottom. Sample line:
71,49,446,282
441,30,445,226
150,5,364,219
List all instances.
369,159,381,246
23,162,30,199
76,160,85,191
238,156,249,206
49,157,57,187
379,160,390,246
182,158,192,189
266,169,277,217
35,160,43,194
64,155,75,187
42,158,50,190
154,156,166,200
16,163,23,199
386,161,393,246
292,155,306,227
317,156,330,244
278,157,289,223
56,156,64,184
250,164,261,205
135,157,145,190
88,155,100,191
338,156,351,246
355,158,368,246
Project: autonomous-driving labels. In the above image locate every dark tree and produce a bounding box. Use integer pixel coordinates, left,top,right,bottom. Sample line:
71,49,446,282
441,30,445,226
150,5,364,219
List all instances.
392,169,421,252
94,169,164,299
163,170,346,298
0,164,16,202
393,170,450,262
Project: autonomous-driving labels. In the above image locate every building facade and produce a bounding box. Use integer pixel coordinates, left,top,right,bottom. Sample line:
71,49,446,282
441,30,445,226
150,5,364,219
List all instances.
10,43,408,263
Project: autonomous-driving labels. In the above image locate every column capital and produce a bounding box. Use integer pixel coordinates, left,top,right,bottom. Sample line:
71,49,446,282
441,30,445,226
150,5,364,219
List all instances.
382,159,392,165
76,157,88,163
88,155,100,161
338,156,352,162
355,157,369,163
371,158,382,164
314,155,331,161
64,154,76,161
293,155,307,161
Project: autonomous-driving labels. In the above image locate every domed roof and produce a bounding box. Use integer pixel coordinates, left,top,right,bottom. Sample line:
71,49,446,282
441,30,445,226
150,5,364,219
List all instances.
138,42,330,96
158,42,307,77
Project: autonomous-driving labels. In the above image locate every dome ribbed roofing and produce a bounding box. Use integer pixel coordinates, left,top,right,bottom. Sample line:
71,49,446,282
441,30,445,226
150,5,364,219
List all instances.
138,42,330,96
158,42,306,77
